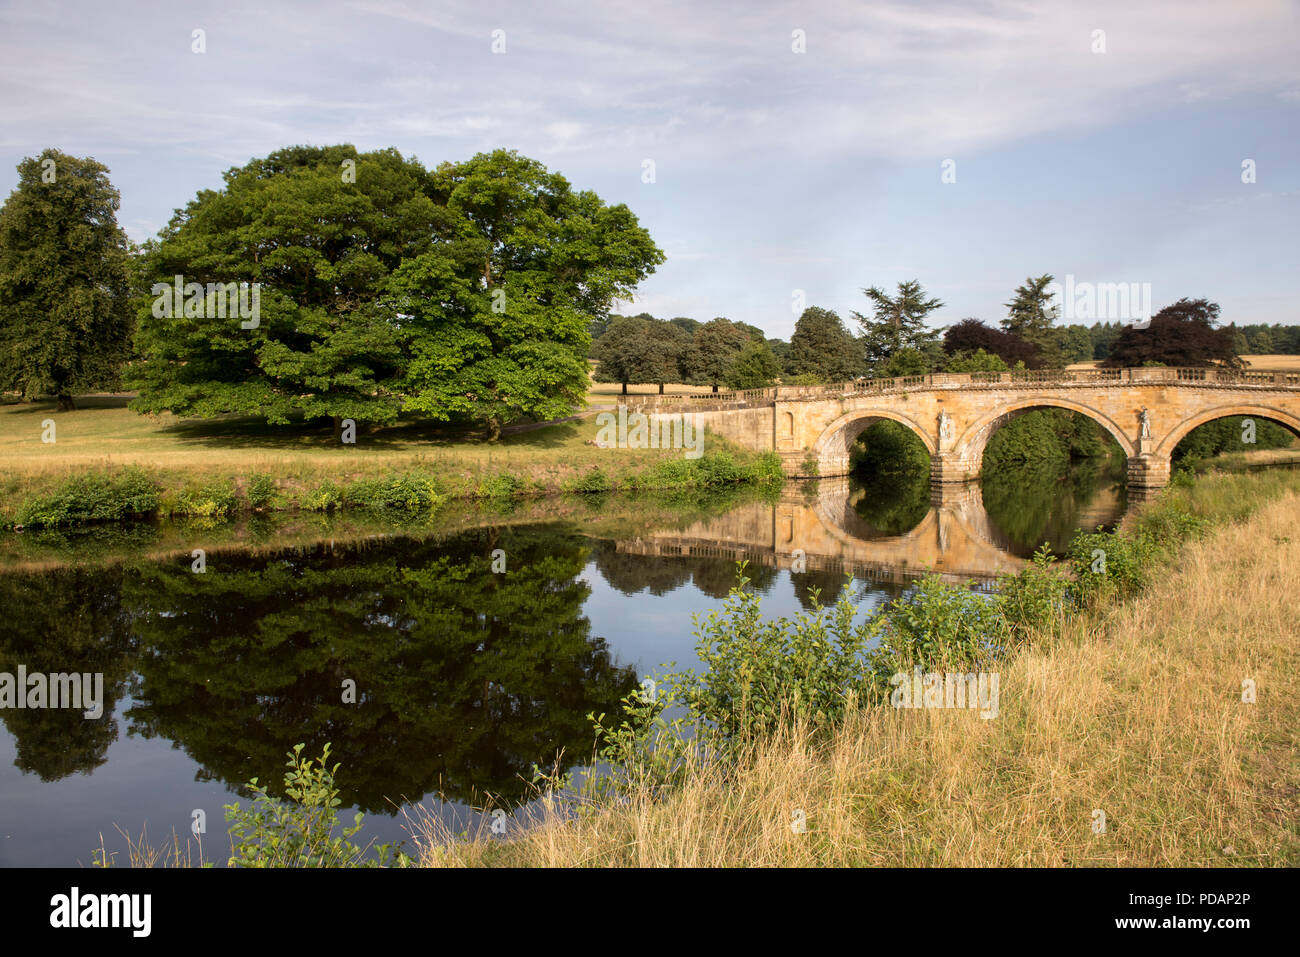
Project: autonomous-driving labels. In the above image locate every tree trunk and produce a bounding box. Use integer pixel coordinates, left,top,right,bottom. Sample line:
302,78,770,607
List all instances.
57,394,76,411
487,416,501,442
621,381,628,395
712,383,719,393
332,415,343,441
658,382,665,394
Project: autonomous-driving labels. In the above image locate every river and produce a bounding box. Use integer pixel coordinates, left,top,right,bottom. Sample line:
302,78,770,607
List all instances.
0,459,1126,865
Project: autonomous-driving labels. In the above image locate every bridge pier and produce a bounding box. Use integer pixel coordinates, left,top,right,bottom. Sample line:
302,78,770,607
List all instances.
930,452,980,486
1126,452,1171,492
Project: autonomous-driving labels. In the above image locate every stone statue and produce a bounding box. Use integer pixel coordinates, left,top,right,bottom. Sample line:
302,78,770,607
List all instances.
938,411,954,445
1139,408,1151,439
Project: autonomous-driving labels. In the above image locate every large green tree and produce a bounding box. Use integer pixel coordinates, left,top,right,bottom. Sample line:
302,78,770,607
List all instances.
1002,274,1061,366
854,280,944,371
684,318,751,392
130,145,443,432
786,306,861,381
591,314,688,394
391,149,663,437
723,339,781,389
0,149,133,409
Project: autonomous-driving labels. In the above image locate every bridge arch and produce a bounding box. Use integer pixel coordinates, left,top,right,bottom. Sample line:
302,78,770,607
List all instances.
811,408,935,477
1155,404,1300,456
954,397,1136,468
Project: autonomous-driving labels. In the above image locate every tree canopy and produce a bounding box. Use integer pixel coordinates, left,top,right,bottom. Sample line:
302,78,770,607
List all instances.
1100,298,1242,369
943,318,1042,369
1002,274,1061,367
392,149,663,436
591,314,688,394
0,149,133,409
684,318,751,392
129,145,663,437
854,279,944,371
130,145,442,428
786,306,861,381
724,339,782,390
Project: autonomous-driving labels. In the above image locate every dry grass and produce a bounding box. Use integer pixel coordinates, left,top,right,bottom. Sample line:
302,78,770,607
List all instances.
586,381,717,398
413,483,1300,866
1067,355,1300,371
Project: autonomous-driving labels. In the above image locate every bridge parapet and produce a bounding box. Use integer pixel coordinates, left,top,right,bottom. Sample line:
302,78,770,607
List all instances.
618,367,1300,413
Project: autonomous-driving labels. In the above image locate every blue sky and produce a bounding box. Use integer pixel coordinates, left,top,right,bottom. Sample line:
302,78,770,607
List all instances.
1,0,1296,338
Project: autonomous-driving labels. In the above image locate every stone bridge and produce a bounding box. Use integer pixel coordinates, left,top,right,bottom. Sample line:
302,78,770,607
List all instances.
625,367,1300,491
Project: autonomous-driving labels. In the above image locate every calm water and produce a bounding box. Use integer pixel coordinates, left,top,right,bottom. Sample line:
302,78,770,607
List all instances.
0,461,1125,866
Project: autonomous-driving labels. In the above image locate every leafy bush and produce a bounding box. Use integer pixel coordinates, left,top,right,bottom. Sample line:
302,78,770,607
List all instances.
247,473,278,510
996,544,1073,640
1067,528,1158,605
569,467,613,494
694,450,742,486
580,684,698,801
475,473,523,500
342,474,442,512
176,481,238,520
667,567,879,746
225,743,408,868
303,481,343,512
869,575,1010,685
16,468,160,527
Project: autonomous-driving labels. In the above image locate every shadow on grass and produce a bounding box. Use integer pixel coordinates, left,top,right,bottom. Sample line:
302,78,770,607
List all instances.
0,394,134,414
2,392,591,453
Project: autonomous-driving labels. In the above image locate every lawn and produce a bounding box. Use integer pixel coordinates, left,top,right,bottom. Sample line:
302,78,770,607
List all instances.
0,391,735,522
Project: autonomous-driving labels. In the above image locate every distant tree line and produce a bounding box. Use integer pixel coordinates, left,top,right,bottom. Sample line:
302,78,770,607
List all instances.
591,274,1275,391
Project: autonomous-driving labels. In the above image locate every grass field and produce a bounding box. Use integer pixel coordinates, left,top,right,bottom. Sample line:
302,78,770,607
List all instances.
414,469,1300,866
0,391,761,525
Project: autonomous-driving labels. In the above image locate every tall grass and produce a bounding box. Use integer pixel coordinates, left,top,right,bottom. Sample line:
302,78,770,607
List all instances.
410,470,1300,866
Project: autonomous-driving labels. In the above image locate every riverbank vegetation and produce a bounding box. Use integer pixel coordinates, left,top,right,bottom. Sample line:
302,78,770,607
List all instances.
408,467,1299,866
0,394,782,529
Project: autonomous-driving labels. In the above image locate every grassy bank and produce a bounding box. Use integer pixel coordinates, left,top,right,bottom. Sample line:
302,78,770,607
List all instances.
413,469,1300,866
0,394,783,529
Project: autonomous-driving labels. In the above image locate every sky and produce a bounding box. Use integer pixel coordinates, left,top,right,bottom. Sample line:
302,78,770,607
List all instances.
1,0,1297,339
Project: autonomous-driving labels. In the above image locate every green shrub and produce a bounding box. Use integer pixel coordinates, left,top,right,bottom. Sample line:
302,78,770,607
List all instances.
695,450,741,486
247,473,278,510
176,481,238,520
997,544,1073,640
569,467,612,494
869,575,1011,684
16,468,160,527
303,481,343,512
1067,528,1158,605
800,454,820,478
225,743,409,868
342,475,443,512
667,566,880,746
475,473,522,500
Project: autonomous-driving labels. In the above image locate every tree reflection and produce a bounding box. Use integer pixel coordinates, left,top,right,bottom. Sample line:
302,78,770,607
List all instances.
0,567,134,780
121,527,637,811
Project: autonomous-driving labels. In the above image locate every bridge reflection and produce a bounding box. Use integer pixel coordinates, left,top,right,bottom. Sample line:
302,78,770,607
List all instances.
615,477,1127,587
